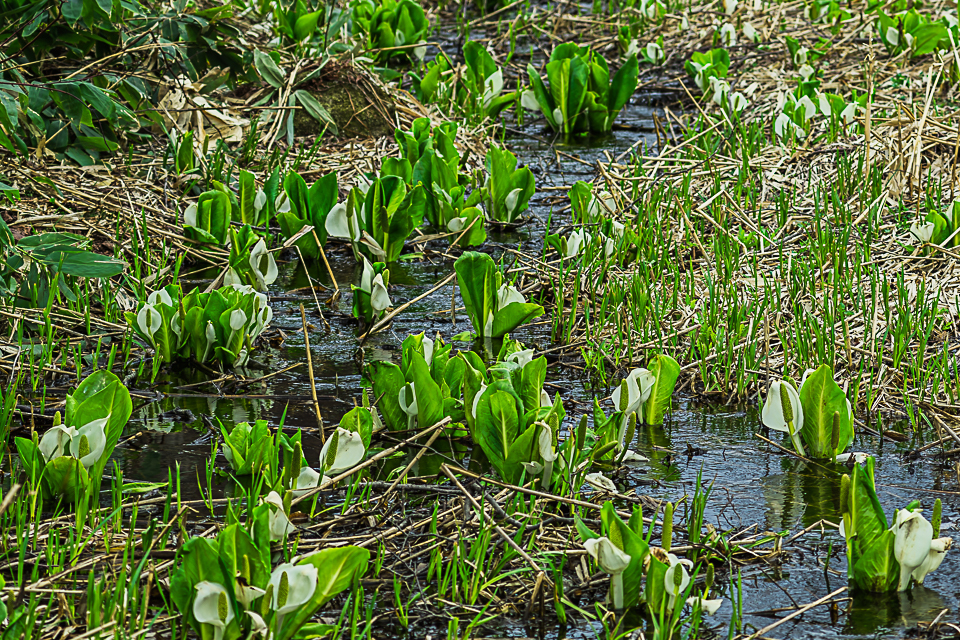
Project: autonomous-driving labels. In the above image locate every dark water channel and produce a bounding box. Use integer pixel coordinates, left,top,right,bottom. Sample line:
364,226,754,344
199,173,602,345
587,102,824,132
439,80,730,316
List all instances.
112,103,960,639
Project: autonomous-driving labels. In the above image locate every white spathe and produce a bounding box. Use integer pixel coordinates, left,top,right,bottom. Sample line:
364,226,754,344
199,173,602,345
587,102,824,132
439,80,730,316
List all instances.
663,553,694,610
584,537,631,609
319,427,366,475
645,42,664,64
137,303,163,343
612,368,656,415
39,424,78,462
893,509,933,591
585,472,617,493
482,69,504,109
292,466,322,497
193,581,234,640
686,595,724,615
728,92,748,113
565,229,587,257
506,348,535,368
719,23,737,46
505,188,523,218
761,380,805,455
325,202,361,242
371,274,391,312
521,90,541,112
912,536,953,585
248,238,278,291
69,417,108,468
268,562,318,615
264,490,295,541
910,220,935,244
743,22,759,42
497,284,526,309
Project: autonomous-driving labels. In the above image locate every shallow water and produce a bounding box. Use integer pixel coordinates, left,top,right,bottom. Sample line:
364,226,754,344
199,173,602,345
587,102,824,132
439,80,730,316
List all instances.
112,107,959,638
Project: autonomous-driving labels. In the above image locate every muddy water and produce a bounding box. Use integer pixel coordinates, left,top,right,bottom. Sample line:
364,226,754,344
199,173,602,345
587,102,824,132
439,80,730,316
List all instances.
114,106,959,638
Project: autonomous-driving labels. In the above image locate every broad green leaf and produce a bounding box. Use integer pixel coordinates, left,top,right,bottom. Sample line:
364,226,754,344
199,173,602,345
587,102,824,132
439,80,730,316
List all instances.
476,389,518,476
340,407,374,449
454,252,498,339
798,365,852,457
642,355,680,425
852,529,898,592
370,361,407,431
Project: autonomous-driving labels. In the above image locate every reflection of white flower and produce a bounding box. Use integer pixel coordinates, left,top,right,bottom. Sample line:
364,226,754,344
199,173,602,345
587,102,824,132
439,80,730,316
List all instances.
585,472,617,493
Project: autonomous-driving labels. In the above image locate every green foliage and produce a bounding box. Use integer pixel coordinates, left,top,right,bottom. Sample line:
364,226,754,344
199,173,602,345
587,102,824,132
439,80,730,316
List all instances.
526,43,639,135
170,516,370,640
15,370,132,502
125,284,272,369
684,49,730,100
276,170,339,259
360,175,425,261
484,146,535,223
463,41,517,119
454,252,544,340
184,190,232,245
877,9,948,57
798,365,854,458
350,0,428,64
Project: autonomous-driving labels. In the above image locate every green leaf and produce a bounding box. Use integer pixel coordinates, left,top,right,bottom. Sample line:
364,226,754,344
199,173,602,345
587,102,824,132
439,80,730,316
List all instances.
294,91,338,136
608,54,639,117
293,10,321,40
340,407,374,449
491,302,544,338
121,481,169,495
454,252,498,339
475,389,519,478
798,364,852,457
407,352,444,429
42,455,89,500
370,361,407,431
254,50,286,89
642,355,680,425
601,502,649,608
851,529,898,592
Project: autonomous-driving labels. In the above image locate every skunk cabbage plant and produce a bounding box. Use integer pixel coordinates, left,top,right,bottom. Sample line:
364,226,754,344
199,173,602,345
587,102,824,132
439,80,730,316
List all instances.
840,456,952,592
454,252,544,341
577,502,650,609
484,145,535,223
276,170,340,259
127,284,272,369
351,0,428,63
225,226,278,292
16,371,132,502
352,257,391,323
762,365,854,459
171,517,370,640
464,41,518,118
527,43,639,135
